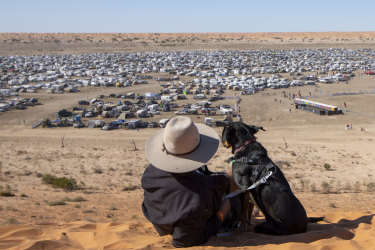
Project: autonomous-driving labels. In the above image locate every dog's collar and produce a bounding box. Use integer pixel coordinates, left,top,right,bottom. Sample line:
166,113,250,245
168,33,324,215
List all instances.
233,138,255,155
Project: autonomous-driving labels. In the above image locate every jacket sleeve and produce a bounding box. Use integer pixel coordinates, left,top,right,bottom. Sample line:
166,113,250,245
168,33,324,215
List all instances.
172,173,229,247
172,213,222,248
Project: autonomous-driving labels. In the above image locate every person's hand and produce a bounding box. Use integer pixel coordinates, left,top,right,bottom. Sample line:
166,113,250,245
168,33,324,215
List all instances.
219,198,231,218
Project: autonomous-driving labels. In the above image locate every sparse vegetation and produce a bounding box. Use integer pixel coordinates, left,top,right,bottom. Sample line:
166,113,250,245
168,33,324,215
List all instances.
366,182,375,193
0,185,15,197
321,181,331,194
323,163,331,171
62,196,87,202
48,200,67,206
125,171,133,176
354,181,361,192
344,183,351,191
5,218,19,224
329,202,337,208
310,183,317,192
122,185,139,191
42,174,79,191
300,179,309,192
72,196,87,202
93,167,103,174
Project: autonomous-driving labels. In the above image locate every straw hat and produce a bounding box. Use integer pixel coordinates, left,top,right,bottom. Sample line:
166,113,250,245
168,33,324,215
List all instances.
145,116,219,173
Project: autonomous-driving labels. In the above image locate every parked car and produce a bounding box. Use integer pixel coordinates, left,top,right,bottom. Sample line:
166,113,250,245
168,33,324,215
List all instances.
102,122,118,130
175,108,188,115
78,100,90,105
73,122,85,128
148,122,158,128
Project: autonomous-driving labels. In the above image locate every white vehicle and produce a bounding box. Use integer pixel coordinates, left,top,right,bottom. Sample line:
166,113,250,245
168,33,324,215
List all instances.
205,117,215,126
159,118,169,128
220,106,233,115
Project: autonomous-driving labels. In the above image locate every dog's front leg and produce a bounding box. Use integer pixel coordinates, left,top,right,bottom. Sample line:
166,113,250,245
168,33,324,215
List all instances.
239,192,253,232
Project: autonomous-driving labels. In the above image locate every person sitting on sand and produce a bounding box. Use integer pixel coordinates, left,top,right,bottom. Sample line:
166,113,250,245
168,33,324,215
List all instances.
141,116,241,247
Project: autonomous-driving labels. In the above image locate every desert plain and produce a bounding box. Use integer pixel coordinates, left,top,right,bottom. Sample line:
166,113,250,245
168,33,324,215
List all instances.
1,33,375,249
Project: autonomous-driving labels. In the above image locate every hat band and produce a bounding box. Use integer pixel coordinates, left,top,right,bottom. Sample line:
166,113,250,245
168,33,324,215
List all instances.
162,136,201,156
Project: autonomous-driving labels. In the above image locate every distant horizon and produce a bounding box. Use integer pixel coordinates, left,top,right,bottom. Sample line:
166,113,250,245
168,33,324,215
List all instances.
2,31,375,34
1,0,375,33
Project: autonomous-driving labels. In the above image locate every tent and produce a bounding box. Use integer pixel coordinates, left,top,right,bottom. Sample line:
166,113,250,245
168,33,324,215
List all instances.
88,120,105,128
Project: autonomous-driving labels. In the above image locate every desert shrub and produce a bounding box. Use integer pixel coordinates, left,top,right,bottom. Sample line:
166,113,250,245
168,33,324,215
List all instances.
310,183,317,192
329,202,337,208
93,167,103,174
354,181,361,192
5,218,19,224
42,174,78,191
122,185,139,191
323,163,331,171
48,200,67,206
299,179,310,192
24,171,32,176
344,183,351,191
366,182,375,193
321,181,331,194
0,185,15,197
72,196,87,202
61,196,86,202
125,171,133,176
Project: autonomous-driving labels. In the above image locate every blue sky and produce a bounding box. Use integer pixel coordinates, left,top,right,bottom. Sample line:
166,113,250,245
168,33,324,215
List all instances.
1,0,374,33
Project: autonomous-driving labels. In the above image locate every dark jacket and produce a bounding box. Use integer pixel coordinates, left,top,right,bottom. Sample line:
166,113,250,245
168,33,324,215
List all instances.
141,164,229,247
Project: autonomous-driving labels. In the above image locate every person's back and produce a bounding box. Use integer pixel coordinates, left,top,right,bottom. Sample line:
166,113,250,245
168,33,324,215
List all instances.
142,164,228,247
141,116,234,247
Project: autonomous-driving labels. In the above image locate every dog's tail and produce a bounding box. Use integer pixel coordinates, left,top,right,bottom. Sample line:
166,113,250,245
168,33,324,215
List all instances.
308,217,325,223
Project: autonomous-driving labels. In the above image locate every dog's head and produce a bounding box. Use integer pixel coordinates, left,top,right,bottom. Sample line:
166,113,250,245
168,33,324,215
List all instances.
222,122,265,154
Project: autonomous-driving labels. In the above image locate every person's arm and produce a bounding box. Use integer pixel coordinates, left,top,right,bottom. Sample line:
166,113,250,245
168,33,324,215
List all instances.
172,199,231,248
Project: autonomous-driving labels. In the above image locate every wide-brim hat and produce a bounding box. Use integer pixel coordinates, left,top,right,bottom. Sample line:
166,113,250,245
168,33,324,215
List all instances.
145,116,219,173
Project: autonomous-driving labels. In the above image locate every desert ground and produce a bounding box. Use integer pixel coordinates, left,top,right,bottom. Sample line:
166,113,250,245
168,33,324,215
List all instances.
1,33,375,249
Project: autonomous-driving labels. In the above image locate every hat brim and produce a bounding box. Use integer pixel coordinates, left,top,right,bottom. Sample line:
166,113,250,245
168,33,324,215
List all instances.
145,123,219,173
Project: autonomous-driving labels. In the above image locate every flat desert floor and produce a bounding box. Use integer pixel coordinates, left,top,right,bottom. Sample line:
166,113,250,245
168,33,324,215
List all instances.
1,33,375,249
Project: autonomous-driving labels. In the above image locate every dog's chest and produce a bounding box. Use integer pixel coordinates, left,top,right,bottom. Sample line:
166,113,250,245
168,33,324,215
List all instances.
232,163,261,188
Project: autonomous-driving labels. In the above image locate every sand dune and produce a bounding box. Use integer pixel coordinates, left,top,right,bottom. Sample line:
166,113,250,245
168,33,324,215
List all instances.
2,32,375,55
0,212,374,249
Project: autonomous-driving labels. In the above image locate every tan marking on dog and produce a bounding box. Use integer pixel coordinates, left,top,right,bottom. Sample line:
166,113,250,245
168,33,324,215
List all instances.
224,141,231,149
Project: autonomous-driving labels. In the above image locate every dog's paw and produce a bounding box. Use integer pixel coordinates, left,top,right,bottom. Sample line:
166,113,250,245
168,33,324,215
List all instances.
237,219,252,232
253,208,262,217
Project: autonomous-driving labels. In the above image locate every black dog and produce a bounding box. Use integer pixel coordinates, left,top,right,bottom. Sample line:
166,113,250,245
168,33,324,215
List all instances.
222,122,323,235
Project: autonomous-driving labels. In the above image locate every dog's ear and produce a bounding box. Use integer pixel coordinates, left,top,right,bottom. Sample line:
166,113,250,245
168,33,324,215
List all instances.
257,126,266,132
221,124,235,149
245,124,266,135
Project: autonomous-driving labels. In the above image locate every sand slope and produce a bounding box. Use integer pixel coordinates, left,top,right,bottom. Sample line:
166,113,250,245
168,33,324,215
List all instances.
1,42,375,249
0,211,374,249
